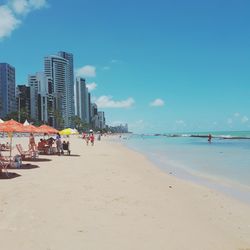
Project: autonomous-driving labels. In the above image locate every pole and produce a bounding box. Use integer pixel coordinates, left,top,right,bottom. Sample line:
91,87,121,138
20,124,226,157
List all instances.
18,93,21,122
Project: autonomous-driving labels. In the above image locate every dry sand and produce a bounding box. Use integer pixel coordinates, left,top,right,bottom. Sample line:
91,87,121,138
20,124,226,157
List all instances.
0,135,250,250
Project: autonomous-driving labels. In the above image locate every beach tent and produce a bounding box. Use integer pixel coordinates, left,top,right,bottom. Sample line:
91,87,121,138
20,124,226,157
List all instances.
23,120,30,126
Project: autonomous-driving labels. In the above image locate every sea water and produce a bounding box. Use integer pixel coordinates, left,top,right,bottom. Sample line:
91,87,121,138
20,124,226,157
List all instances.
121,132,250,203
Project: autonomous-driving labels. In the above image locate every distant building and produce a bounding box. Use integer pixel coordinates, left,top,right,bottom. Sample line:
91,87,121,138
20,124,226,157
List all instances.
108,123,129,133
98,111,106,130
0,63,16,118
44,55,69,128
75,77,90,123
28,72,52,123
90,103,99,129
58,51,75,126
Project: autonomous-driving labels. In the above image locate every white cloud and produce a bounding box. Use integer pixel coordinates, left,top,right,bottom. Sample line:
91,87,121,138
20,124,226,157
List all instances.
227,118,233,124
150,98,165,107
176,120,186,126
75,65,96,78
0,0,47,40
10,0,29,14
9,0,47,14
102,66,110,70
86,82,97,91
234,112,240,117
241,116,249,123
95,96,135,108
0,5,20,39
29,0,47,9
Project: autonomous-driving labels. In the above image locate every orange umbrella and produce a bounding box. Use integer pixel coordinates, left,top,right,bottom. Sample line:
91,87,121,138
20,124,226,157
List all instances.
22,124,42,134
0,119,25,160
0,119,24,133
39,125,59,134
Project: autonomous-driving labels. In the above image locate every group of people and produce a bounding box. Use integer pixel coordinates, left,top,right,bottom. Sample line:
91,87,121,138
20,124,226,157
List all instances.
30,133,71,155
82,132,95,146
0,142,10,151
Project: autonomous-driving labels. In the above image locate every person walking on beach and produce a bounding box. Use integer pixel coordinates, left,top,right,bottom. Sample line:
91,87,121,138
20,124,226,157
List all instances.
56,133,63,155
29,133,36,151
84,134,89,146
90,133,95,146
208,134,212,143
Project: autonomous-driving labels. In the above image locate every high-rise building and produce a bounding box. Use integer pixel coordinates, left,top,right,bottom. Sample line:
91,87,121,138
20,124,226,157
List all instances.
0,63,16,118
75,77,90,123
58,51,75,126
28,72,52,123
44,55,69,128
98,111,106,129
90,103,99,129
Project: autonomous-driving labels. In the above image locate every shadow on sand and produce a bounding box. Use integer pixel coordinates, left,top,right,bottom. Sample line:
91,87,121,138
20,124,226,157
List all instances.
0,172,21,179
46,154,81,157
7,163,40,170
22,158,52,162
61,154,80,157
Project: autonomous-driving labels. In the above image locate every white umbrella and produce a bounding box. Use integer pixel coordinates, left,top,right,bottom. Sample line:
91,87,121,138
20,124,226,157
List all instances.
0,118,4,123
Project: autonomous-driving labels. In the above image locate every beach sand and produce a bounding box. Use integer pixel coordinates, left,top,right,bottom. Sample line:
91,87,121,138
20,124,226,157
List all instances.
0,135,250,250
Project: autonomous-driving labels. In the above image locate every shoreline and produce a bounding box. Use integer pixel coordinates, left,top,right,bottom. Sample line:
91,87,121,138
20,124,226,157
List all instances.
120,135,250,205
0,135,250,249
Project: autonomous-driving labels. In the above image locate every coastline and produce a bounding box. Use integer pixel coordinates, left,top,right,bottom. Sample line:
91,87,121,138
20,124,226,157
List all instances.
121,134,250,204
0,135,250,249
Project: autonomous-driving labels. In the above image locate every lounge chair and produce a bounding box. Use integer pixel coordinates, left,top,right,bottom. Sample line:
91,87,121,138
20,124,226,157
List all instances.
16,144,39,160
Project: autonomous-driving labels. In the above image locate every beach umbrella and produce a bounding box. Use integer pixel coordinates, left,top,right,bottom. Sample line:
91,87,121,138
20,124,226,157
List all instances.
59,128,78,136
22,124,41,134
0,119,24,133
39,124,59,134
0,119,25,159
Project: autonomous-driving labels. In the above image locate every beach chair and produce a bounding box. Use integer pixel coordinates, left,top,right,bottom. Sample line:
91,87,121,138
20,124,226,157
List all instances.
0,156,10,175
16,144,39,160
62,141,71,155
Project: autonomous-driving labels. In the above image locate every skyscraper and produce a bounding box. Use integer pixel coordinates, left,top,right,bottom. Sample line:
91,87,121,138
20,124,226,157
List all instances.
0,63,16,118
44,55,69,128
98,111,106,129
75,77,89,123
28,72,52,123
58,51,75,126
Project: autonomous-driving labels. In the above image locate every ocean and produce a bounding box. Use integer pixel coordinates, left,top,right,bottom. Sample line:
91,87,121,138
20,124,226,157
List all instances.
120,131,250,203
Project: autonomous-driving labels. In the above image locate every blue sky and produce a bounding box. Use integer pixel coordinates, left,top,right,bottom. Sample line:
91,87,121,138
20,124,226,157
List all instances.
0,0,250,133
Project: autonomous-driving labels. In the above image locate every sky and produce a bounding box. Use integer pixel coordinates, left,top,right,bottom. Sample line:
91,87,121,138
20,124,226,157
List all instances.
0,0,250,133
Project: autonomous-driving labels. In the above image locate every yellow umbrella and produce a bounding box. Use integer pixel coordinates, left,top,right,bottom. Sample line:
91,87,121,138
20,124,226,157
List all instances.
59,128,77,136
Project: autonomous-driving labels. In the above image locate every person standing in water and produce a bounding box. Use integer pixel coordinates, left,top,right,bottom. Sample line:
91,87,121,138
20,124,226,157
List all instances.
208,134,212,143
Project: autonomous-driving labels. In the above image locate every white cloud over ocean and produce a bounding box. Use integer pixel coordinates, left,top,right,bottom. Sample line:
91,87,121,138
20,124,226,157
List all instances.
150,98,165,107
0,0,47,39
241,116,249,123
95,96,135,108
